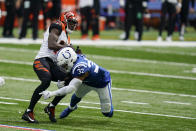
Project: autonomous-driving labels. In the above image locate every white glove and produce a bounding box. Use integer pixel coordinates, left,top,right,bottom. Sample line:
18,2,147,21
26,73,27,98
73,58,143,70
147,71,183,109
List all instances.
57,80,65,89
39,90,53,100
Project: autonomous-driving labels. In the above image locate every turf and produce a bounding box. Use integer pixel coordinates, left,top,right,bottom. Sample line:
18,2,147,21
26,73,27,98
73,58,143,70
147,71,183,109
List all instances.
0,43,196,131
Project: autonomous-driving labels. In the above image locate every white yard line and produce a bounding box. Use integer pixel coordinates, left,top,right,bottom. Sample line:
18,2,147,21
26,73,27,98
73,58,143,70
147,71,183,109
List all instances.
1,59,196,80
1,38,196,47
163,101,191,105
0,46,195,67
0,101,18,105
0,47,38,53
112,87,196,98
0,59,32,65
109,69,196,80
87,55,196,67
0,96,195,120
2,76,196,98
81,101,100,105
121,101,149,105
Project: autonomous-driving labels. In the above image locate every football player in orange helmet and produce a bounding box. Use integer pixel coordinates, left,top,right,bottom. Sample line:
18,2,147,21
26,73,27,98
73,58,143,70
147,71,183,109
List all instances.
21,11,78,123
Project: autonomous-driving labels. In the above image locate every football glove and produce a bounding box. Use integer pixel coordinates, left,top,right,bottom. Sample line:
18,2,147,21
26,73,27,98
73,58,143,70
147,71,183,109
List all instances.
39,90,52,100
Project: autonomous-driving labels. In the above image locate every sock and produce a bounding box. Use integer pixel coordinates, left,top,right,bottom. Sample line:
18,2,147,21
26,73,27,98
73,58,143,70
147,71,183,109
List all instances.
70,94,81,108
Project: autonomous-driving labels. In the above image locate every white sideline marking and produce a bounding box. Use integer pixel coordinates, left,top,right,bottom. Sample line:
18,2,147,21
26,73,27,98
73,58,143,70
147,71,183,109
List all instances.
0,101,18,105
0,47,38,53
81,101,100,105
0,46,195,67
87,55,196,67
114,109,196,120
112,87,196,98
0,59,32,65
185,68,196,73
2,76,196,98
1,38,196,47
109,69,196,81
0,96,195,120
125,48,196,57
164,101,191,105
121,101,149,105
1,59,196,81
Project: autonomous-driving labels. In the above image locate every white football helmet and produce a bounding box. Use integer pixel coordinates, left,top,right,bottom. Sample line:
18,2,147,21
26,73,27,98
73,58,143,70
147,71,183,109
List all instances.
57,47,77,73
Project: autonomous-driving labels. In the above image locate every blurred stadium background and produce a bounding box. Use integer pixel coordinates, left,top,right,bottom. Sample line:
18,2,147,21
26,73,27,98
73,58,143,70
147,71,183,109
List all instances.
0,0,196,40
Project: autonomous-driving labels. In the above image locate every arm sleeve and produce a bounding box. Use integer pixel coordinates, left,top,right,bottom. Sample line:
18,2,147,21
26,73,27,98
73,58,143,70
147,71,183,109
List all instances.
51,78,82,96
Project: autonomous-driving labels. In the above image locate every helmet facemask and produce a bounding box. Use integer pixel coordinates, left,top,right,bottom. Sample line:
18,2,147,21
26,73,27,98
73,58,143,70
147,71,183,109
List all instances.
66,18,78,34
60,12,78,34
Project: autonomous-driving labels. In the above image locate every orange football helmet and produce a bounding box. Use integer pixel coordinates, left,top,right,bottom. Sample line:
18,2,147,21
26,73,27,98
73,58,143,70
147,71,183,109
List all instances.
59,11,78,33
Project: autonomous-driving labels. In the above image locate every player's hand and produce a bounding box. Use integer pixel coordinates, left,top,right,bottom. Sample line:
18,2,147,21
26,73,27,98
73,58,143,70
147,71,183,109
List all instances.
39,90,52,100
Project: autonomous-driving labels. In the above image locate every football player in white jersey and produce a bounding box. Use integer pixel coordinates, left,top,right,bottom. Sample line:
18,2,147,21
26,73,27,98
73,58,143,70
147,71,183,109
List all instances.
22,12,78,123
40,47,113,118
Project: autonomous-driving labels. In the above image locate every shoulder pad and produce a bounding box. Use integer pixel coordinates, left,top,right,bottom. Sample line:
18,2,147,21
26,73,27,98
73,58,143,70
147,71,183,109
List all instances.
72,62,89,77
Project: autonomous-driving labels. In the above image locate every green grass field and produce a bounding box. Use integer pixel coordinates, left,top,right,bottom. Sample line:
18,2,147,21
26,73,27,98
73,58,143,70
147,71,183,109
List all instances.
1,26,196,41
0,43,196,131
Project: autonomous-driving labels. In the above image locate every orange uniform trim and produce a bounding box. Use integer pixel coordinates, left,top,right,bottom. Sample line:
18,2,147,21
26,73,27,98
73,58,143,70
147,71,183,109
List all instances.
34,60,49,73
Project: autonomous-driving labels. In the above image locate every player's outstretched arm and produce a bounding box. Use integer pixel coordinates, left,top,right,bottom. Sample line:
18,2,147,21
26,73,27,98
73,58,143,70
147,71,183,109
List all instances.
40,72,89,99
40,78,82,99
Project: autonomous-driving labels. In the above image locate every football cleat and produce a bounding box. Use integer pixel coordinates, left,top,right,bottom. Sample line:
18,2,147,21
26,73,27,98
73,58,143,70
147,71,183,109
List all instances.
22,110,38,123
92,35,100,40
81,34,88,40
60,105,77,119
44,104,57,122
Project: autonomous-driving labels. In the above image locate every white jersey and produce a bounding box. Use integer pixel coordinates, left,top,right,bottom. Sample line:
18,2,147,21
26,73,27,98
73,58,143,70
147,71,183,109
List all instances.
35,23,69,62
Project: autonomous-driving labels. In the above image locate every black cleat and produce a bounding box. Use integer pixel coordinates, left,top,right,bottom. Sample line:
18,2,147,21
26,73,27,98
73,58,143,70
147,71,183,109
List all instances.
22,110,38,123
44,104,57,122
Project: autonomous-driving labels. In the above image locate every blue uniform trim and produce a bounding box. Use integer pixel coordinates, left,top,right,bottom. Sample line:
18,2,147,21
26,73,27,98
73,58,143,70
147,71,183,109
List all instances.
102,81,113,117
108,81,113,111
